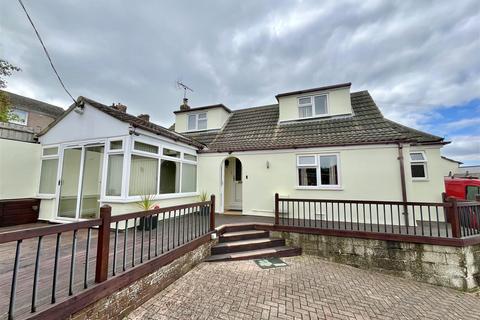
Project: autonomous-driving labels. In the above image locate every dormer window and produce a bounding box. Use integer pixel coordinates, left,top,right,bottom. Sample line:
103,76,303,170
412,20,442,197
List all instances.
298,94,328,118
187,112,207,131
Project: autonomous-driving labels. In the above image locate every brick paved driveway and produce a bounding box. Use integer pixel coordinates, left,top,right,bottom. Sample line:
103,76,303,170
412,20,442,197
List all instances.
127,256,480,320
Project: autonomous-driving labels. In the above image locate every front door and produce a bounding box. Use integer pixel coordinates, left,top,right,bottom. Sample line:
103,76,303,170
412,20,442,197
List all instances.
57,145,104,220
230,158,242,210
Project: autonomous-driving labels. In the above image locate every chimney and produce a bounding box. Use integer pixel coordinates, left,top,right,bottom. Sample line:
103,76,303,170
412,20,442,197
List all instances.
138,114,150,122
180,98,190,111
112,103,127,113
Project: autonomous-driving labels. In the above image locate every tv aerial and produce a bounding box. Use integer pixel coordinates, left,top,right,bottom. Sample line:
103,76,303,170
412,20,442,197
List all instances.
176,80,194,99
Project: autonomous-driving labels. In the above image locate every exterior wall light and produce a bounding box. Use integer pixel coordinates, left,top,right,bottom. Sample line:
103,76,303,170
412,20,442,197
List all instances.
266,161,270,169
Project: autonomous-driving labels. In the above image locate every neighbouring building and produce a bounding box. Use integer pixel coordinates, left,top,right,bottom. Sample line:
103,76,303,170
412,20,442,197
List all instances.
0,90,64,142
7,83,454,222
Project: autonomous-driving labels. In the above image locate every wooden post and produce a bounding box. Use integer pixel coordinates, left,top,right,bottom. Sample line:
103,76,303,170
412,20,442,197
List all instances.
476,195,480,203
274,193,279,226
209,194,216,232
448,197,461,238
95,205,111,283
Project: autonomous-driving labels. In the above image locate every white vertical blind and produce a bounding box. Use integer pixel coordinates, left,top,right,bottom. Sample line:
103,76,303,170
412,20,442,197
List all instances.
181,163,197,192
39,159,58,194
129,155,158,195
106,154,123,196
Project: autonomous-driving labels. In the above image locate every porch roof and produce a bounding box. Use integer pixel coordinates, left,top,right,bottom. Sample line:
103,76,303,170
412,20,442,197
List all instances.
182,91,446,153
38,96,205,149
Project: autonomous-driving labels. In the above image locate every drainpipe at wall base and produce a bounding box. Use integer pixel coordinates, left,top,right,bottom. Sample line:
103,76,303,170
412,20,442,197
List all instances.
397,142,409,227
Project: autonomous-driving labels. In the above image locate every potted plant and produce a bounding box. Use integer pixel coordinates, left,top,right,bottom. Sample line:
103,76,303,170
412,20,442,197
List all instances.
136,194,158,230
199,191,210,216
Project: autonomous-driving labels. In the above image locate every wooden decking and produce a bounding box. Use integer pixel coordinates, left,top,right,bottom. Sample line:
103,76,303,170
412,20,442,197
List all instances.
0,213,211,319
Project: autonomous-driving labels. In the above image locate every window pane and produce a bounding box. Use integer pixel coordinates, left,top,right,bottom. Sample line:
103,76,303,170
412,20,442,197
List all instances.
181,163,197,193
106,154,123,196
411,163,426,178
129,155,158,196
9,109,28,125
314,95,327,115
298,155,316,166
466,186,480,201
198,113,207,119
410,152,425,161
39,159,58,194
298,97,311,105
299,105,312,118
235,158,242,182
320,155,338,185
198,119,207,130
160,160,180,193
163,148,180,158
110,140,123,150
184,153,197,161
298,168,317,186
43,147,58,156
134,141,158,154
188,115,196,130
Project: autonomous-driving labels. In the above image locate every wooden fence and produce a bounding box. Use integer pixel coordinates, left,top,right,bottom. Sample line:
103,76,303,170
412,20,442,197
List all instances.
274,193,480,245
0,195,215,319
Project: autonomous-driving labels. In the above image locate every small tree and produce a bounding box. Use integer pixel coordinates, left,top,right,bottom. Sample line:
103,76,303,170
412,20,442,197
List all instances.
0,59,21,123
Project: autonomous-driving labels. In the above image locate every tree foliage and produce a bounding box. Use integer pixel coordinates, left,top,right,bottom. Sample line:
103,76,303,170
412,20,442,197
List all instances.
0,59,21,123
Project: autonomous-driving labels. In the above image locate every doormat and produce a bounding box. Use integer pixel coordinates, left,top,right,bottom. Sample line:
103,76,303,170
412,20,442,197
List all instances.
254,257,288,269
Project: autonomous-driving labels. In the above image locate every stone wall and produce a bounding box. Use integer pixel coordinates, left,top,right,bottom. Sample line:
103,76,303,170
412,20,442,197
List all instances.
69,239,215,320
271,231,480,291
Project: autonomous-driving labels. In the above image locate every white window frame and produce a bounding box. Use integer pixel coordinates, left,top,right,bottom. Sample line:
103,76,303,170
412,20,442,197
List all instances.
9,108,28,125
296,153,341,190
297,94,329,119
410,151,428,180
102,137,126,200
37,145,60,197
113,136,199,201
187,112,208,131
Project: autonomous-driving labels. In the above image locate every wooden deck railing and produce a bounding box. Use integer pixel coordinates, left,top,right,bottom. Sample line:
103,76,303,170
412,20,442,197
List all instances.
274,193,480,243
0,195,215,320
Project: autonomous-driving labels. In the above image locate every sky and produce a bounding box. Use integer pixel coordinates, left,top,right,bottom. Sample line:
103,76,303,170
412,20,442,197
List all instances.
1,0,479,164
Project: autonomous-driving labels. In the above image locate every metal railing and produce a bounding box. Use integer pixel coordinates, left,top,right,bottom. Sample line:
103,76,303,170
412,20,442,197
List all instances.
0,195,215,319
274,193,480,239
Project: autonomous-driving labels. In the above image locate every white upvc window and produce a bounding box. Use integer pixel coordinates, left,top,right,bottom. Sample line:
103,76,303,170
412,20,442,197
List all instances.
187,112,207,131
124,137,198,198
105,138,125,197
296,154,340,189
410,151,428,180
9,109,28,125
298,94,328,119
38,146,59,195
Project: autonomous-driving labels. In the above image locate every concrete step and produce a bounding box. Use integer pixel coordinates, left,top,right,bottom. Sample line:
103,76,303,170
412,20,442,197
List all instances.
205,246,302,262
219,230,269,243
212,238,285,254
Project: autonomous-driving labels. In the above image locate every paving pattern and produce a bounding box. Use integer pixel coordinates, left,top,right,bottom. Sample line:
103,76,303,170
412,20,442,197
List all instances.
126,255,480,320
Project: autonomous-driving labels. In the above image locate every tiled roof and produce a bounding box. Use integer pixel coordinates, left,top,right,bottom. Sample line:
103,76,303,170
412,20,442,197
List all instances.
182,91,444,153
1,90,64,117
39,97,204,149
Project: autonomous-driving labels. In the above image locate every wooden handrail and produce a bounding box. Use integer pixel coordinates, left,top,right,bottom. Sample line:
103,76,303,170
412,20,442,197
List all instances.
277,197,451,207
110,200,212,223
0,219,102,244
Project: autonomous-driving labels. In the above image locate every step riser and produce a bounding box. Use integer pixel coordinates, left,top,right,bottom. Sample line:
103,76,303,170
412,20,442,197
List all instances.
221,224,258,233
219,231,269,243
212,239,285,255
207,248,301,262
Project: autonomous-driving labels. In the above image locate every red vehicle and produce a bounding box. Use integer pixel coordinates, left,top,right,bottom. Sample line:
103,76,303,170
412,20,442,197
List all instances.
444,177,480,201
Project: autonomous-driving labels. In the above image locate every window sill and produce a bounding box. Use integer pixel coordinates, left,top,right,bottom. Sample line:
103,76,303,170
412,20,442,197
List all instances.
36,194,56,200
295,186,343,191
102,192,200,203
412,178,429,182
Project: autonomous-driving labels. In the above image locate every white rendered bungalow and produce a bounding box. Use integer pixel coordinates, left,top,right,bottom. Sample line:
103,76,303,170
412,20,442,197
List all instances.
35,83,448,222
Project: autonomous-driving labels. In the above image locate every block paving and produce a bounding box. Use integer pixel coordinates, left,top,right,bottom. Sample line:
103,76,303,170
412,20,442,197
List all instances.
127,255,480,320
